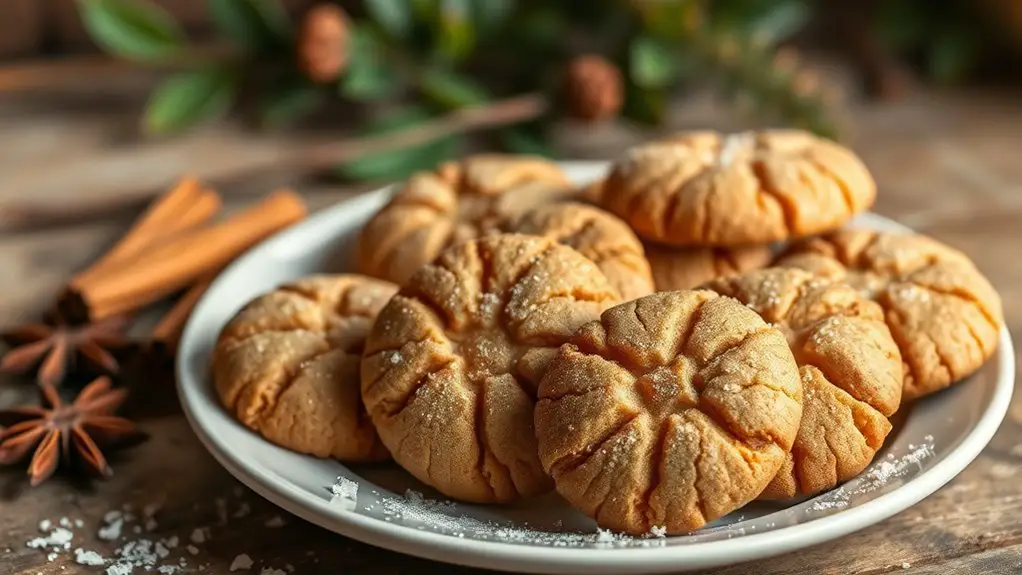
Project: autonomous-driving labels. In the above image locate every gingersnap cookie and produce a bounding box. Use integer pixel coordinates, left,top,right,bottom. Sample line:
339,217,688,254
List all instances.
775,229,1003,400
645,242,773,291
595,130,875,246
212,275,397,461
535,290,802,534
704,267,902,499
512,202,655,300
357,155,573,285
361,234,619,503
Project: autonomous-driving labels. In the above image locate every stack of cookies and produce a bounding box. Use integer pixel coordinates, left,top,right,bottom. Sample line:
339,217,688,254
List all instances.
210,132,1003,536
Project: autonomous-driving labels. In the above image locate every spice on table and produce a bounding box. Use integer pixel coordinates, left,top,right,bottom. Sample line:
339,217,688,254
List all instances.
0,376,143,486
63,190,307,322
70,177,221,289
0,316,130,388
150,274,216,357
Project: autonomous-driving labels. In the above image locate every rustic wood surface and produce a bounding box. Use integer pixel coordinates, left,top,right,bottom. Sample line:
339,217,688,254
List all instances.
1,73,1022,575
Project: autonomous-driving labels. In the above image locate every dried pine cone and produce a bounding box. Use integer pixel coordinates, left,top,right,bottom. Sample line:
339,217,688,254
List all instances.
564,55,623,122
297,4,349,83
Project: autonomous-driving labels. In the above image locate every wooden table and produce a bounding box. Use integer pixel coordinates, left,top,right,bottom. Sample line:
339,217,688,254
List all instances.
1,75,1021,575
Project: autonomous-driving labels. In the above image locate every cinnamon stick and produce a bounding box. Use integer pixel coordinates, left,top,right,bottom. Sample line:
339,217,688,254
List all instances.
65,190,306,322
151,274,215,354
72,177,221,284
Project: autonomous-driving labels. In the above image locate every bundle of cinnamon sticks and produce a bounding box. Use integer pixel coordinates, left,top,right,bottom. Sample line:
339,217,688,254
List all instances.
60,177,307,353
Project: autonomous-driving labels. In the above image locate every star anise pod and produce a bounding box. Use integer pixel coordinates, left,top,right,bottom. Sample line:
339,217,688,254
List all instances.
0,316,130,387
0,377,143,486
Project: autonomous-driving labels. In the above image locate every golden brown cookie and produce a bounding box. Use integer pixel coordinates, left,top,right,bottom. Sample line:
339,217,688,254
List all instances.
704,268,903,499
775,230,1003,400
512,202,655,300
361,234,619,503
357,155,573,285
535,290,802,534
645,242,774,291
595,130,875,246
212,275,397,461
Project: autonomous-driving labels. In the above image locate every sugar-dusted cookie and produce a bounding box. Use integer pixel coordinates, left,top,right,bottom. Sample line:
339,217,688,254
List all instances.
356,155,573,285
595,130,875,246
361,234,619,503
212,275,397,461
535,290,802,534
512,202,655,300
704,267,902,499
776,230,1002,400
645,242,773,291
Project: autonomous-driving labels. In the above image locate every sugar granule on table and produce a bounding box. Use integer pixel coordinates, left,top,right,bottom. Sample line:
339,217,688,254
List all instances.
265,516,286,528
230,553,254,571
74,548,106,566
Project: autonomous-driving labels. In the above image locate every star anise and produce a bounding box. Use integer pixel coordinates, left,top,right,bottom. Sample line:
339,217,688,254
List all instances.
0,377,143,485
0,316,130,387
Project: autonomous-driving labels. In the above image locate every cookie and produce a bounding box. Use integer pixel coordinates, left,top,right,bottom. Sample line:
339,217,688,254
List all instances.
512,202,655,300
357,155,573,285
704,268,903,499
361,234,619,503
776,230,1003,400
535,290,802,534
645,242,773,291
212,275,397,461
595,130,875,246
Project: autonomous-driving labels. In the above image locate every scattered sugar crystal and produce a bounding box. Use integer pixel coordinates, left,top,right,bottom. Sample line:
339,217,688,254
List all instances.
106,565,133,575
595,529,616,543
60,517,72,528
186,545,199,556
75,548,106,566
74,519,84,528
190,528,207,544
230,553,254,571
143,503,162,518
164,536,179,549
104,511,122,523
329,476,359,510
264,516,286,528
234,502,251,518
155,542,170,558
38,519,52,532
649,526,667,538
261,569,287,575
28,527,74,550
145,518,158,531
98,518,124,541
902,562,911,569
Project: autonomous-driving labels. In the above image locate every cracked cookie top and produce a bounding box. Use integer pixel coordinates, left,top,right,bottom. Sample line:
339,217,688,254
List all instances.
775,229,1003,400
644,242,774,291
512,202,655,300
534,290,802,535
212,274,397,461
704,267,902,499
356,155,573,285
595,130,875,246
360,234,619,503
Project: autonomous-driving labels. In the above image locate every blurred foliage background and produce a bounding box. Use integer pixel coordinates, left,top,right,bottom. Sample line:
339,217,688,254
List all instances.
69,0,1022,179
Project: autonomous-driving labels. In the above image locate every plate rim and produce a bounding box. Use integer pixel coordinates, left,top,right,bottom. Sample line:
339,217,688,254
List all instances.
177,161,1016,574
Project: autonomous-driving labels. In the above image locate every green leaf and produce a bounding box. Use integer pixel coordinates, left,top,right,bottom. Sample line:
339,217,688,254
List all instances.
77,0,184,62
340,25,401,100
472,0,515,34
206,0,290,51
365,0,412,39
928,31,978,83
499,127,555,158
436,0,474,61
630,36,678,88
746,1,810,46
634,0,701,40
261,83,323,128
419,68,488,109
144,67,237,134
621,83,667,126
336,107,460,180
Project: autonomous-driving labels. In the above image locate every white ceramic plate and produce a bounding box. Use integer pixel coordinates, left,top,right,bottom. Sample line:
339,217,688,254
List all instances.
177,162,1014,574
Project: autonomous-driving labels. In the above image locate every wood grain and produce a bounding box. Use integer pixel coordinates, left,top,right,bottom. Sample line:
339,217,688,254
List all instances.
1,72,1022,575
